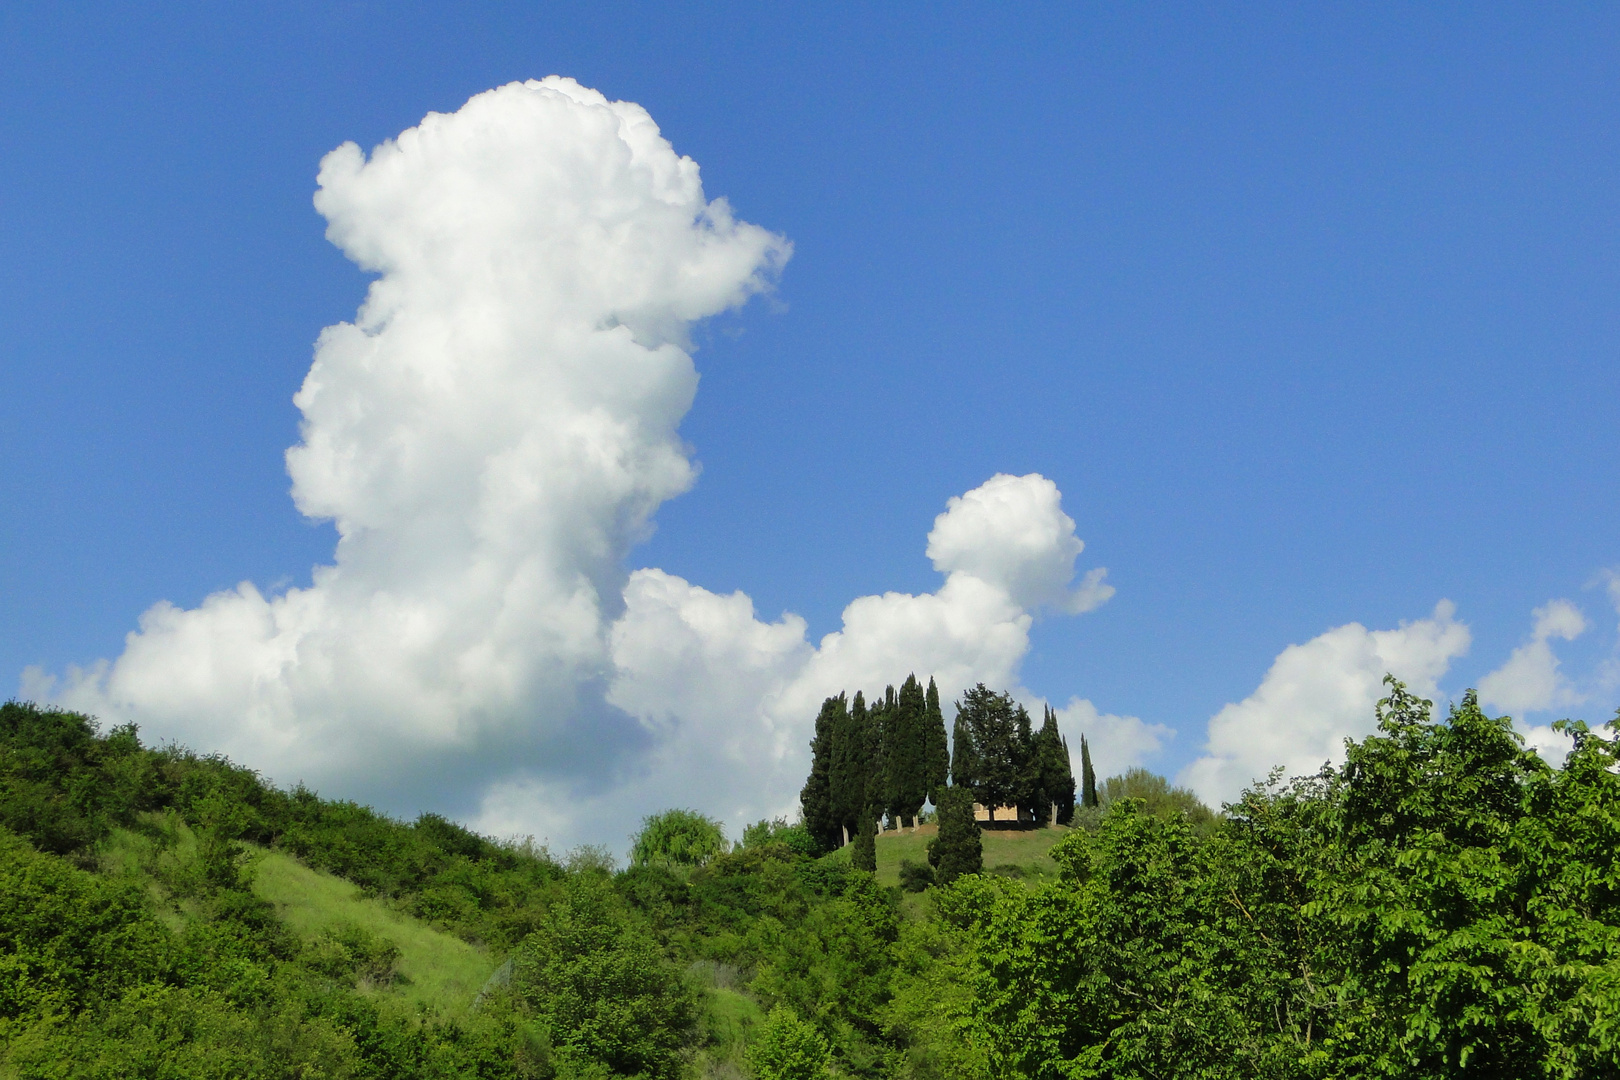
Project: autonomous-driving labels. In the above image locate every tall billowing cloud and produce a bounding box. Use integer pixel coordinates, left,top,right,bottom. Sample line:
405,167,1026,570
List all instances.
25,80,1113,848
1180,602,1470,807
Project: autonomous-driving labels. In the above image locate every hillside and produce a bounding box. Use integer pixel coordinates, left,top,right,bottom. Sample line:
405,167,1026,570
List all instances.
5,692,1620,1079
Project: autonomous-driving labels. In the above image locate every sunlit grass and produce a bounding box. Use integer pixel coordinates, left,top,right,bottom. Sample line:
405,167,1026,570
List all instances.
868,822,1072,887
252,848,496,1016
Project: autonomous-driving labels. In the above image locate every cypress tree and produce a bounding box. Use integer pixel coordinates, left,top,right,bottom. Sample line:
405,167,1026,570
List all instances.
950,706,978,793
1013,703,1039,824
831,691,868,845
850,807,877,872
926,785,982,885
1080,734,1098,810
888,675,930,830
1035,705,1076,826
923,678,949,811
799,695,844,854
868,686,895,830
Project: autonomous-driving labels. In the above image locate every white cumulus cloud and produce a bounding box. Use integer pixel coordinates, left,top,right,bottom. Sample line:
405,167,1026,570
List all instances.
592,471,1111,840
1478,599,1590,764
1051,698,1170,775
1478,599,1587,716
23,80,1113,849
1179,601,1470,808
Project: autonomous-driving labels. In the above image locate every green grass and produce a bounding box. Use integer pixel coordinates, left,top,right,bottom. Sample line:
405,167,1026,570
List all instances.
869,823,1071,888
252,848,496,1015
687,960,764,1079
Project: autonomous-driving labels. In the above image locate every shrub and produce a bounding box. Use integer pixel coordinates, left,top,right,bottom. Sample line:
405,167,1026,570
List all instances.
513,876,695,1079
748,1004,831,1080
898,859,935,892
630,809,727,871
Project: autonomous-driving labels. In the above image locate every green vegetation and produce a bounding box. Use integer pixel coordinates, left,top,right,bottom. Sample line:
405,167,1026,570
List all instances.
254,847,494,1013
5,676,1620,1078
800,678,952,856
631,809,729,872
924,788,981,886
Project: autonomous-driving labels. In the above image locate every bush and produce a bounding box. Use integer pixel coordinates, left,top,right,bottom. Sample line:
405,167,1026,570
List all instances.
305,924,401,986
748,1004,831,1080
0,827,172,1021
513,875,695,1079
898,859,935,892
630,809,727,871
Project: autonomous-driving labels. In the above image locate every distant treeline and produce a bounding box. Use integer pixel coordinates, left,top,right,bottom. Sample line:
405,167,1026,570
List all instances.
799,678,1092,856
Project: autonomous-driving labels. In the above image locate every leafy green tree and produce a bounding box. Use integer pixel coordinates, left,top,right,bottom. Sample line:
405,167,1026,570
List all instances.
1098,767,1214,829
800,695,845,854
748,1005,832,1080
750,870,899,1069
927,787,982,885
1319,681,1620,1077
513,875,696,1079
629,809,727,871
952,803,1292,1080
954,685,1022,821
740,816,818,857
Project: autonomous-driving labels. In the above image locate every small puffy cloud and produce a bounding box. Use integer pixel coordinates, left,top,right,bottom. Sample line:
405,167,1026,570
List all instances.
1478,599,1587,717
1051,698,1171,775
1598,568,1620,631
26,80,1114,850
1180,601,1470,808
925,473,1113,614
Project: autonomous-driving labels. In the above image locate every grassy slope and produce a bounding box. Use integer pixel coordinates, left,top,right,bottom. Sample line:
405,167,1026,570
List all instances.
101,816,496,1016
252,848,495,1015
825,824,1072,888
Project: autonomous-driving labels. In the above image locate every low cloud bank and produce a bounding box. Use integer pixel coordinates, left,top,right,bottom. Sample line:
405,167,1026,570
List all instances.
1180,601,1471,807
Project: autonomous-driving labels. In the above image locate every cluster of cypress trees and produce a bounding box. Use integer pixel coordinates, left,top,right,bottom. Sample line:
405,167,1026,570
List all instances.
799,675,949,862
950,683,1088,825
801,679,1098,867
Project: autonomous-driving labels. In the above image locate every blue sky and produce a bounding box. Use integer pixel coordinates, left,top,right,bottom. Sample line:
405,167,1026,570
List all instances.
3,3,1617,841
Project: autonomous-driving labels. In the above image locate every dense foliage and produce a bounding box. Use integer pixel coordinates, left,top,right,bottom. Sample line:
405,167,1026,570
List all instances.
5,678,1619,1079
631,810,729,871
949,685,1075,825
800,678,952,854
